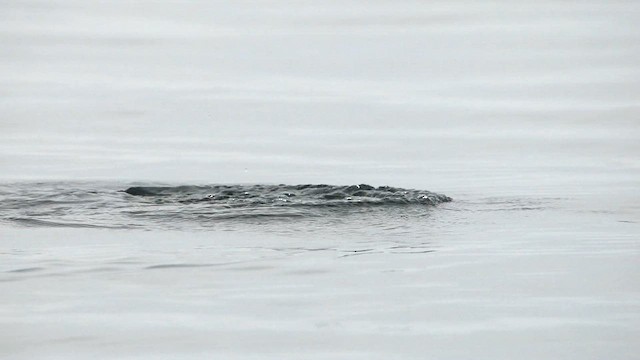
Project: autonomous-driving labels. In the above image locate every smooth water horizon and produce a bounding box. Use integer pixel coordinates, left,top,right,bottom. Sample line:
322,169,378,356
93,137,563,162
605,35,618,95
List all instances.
2,0,639,359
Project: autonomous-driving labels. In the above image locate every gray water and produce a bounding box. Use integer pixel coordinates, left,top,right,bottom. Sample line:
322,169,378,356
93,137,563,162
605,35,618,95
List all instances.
1,1,640,359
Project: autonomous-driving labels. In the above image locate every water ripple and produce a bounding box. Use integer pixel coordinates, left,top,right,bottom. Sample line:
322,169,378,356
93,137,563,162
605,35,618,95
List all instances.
0,182,451,232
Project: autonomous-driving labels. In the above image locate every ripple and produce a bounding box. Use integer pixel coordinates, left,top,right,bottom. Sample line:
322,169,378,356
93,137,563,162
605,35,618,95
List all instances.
123,183,451,207
0,182,451,232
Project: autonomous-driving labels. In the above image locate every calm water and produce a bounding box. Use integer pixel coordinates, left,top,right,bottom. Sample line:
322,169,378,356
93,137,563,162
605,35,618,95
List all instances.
1,0,639,359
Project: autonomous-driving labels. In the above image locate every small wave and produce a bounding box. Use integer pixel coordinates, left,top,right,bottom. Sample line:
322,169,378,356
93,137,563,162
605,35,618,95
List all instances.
0,182,451,231
123,183,452,207
7,217,129,229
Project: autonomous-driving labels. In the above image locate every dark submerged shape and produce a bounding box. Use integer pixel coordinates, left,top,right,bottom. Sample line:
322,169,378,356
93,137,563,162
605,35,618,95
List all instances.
0,182,451,230
124,183,451,207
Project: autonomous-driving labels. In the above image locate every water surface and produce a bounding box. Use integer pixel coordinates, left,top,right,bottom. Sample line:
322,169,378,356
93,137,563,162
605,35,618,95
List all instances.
1,0,639,359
